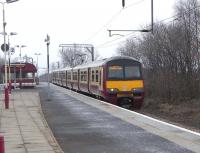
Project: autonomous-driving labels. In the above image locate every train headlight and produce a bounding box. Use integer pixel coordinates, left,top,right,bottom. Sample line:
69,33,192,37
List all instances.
132,88,144,96
106,88,118,94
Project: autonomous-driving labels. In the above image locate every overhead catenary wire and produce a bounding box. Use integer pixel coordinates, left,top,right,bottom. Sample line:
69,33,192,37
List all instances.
86,10,122,42
123,0,146,9
95,32,137,48
95,3,200,49
86,0,146,42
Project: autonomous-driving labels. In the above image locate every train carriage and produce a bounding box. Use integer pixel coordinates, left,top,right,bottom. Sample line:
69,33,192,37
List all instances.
52,67,69,87
51,69,60,85
51,56,144,109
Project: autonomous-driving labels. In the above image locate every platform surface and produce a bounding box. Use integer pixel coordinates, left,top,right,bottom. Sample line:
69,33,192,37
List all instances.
39,83,200,153
0,88,63,153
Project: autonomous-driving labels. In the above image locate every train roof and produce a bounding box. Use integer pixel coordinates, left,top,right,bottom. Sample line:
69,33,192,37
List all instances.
73,59,106,70
73,56,140,70
51,67,71,73
51,56,140,72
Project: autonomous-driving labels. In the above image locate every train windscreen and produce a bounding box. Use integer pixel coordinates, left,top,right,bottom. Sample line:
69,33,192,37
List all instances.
108,65,141,80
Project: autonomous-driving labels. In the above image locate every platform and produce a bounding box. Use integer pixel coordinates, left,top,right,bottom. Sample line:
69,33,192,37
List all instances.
0,89,63,153
39,83,200,153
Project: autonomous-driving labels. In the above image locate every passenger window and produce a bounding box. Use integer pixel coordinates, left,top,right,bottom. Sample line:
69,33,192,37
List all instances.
73,72,78,80
96,70,99,82
80,71,84,81
80,71,87,81
67,72,71,80
92,71,95,82
84,71,87,81
99,70,101,85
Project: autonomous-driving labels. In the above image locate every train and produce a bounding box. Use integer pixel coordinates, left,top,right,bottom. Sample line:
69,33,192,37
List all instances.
51,56,144,109
1,62,37,88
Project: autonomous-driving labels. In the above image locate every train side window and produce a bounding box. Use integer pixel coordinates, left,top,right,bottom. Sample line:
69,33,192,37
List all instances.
85,74,88,81
96,70,99,82
92,70,95,82
84,71,87,81
80,71,84,81
67,72,71,80
61,72,63,79
73,72,78,80
62,72,65,79
99,70,101,85
81,71,85,81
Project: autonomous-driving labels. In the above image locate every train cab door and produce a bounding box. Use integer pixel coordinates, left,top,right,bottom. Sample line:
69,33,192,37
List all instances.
88,68,91,93
99,67,103,91
78,69,80,90
65,71,67,87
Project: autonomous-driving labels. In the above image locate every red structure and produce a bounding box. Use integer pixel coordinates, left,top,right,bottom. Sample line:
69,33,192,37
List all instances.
0,136,5,153
1,62,37,88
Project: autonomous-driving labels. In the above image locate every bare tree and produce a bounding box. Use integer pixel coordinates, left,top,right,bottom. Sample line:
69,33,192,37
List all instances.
117,38,141,60
59,45,87,68
117,0,200,101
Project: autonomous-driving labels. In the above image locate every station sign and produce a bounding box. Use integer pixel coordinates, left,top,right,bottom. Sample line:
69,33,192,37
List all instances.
1,44,9,52
10,64,25,68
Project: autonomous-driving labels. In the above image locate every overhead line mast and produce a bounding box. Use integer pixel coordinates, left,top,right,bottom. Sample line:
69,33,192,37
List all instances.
122,0,125,8
115,0,153,35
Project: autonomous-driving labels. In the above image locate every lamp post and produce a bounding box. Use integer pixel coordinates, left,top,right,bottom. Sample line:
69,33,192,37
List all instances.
34,53,41,83
15,45,26,88
45,34,50,100
8,32,17,93
0,0,19,109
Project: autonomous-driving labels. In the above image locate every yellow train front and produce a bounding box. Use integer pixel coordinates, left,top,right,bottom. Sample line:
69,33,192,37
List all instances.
101,57,144,109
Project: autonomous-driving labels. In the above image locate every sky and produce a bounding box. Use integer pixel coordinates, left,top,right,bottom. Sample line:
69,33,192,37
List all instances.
0,0,177,74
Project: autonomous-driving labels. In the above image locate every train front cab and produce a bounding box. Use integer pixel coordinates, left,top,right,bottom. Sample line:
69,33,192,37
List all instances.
103,58,144,109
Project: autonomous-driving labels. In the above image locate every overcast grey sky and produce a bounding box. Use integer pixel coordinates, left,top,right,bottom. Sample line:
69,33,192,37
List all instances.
0,0,177,74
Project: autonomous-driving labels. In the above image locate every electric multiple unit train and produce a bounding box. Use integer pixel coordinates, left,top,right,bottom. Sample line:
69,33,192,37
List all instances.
51,56,144,109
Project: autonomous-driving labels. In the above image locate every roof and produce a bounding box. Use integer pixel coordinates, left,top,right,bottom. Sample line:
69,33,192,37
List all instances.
51,56,140,72
51,67,71,73
73,56,140,70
